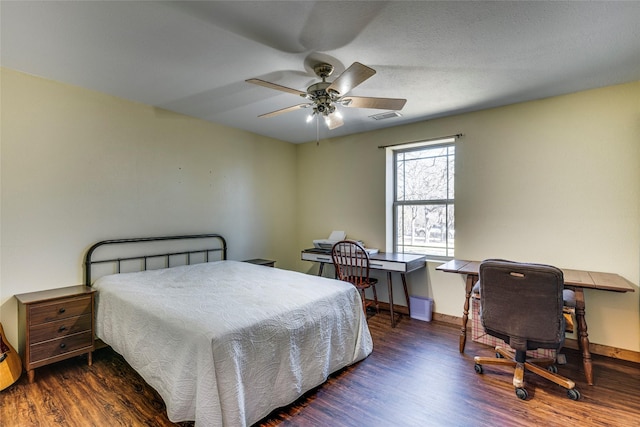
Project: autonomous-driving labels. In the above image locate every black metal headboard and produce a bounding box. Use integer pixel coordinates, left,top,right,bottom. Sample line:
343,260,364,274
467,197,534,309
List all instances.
84,233,227,285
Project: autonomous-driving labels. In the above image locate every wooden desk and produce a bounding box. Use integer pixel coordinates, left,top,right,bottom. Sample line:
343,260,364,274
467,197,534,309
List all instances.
302,249,427,327
436,259,635,385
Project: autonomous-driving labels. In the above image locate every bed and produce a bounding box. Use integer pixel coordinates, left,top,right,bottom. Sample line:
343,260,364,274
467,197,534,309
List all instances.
84,234,373,426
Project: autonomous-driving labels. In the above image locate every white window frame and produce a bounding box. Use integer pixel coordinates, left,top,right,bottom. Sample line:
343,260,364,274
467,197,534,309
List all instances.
385,137,456,259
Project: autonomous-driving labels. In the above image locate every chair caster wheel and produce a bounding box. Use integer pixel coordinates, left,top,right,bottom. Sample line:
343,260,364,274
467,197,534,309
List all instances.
474,363,483,374
515,387,528,400
567,388,581,400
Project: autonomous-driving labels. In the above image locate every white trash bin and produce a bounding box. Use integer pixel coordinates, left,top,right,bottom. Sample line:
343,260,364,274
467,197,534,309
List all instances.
409,296,433,322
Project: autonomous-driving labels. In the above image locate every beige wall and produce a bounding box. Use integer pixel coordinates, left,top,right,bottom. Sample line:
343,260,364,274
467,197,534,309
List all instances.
297,81,640,352
0,68,298,346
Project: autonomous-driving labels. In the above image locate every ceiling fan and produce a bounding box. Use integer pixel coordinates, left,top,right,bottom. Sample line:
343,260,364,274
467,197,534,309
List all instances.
246,62,406,130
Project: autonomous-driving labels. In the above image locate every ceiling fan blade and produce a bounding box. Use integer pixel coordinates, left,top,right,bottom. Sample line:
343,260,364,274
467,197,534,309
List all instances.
324,112,344,130
258,103,310,118
342,96,407,111
326,62,376,96
246,78,307,97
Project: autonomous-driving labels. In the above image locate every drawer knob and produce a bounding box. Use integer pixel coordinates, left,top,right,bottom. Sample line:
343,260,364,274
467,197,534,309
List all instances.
59,343,66,349
58,326,67,332
58,307,66,314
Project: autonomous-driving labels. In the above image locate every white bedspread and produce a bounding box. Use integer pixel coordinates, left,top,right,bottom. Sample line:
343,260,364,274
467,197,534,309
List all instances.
93,260,373,426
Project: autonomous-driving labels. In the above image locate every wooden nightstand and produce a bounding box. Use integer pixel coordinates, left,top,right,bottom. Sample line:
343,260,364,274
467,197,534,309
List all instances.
15,285,96,383
243,258,276,267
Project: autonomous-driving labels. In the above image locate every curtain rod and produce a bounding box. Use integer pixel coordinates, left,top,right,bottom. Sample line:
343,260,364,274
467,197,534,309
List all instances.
377,133,463,149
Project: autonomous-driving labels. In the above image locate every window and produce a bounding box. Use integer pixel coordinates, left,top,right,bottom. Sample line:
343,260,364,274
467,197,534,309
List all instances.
392,140,455,257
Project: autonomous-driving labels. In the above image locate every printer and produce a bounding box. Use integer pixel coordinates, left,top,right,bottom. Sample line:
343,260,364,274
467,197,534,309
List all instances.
313,231,377,254
313,230,347,250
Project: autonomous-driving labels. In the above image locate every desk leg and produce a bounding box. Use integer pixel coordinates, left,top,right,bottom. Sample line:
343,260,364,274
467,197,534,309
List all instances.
318,262,325,277
574,288,593,385
460,274,475,353
401,273,411,316
388,272,396,328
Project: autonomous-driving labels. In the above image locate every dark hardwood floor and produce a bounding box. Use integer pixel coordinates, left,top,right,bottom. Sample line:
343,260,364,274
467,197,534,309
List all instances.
2,312,639,426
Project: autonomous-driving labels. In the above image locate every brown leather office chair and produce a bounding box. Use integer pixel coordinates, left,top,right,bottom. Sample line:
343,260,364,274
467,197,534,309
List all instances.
331,240,379,315
473,259,580,400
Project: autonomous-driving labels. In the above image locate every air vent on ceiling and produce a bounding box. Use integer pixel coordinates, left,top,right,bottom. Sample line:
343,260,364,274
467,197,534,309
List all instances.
369,111,402,120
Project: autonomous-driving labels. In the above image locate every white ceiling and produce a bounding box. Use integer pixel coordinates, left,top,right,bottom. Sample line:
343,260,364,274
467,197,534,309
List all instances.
2,1,639,144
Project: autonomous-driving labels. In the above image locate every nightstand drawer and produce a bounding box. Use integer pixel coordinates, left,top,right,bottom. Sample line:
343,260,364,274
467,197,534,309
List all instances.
29,295,92,325
29,314,92,344
29,331,93,364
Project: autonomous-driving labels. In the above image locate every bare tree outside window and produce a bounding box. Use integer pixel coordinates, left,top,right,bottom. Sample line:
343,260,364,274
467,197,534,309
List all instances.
394,143,454,257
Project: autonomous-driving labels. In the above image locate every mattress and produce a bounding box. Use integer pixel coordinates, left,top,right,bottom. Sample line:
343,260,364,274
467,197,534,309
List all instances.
93,260,373,426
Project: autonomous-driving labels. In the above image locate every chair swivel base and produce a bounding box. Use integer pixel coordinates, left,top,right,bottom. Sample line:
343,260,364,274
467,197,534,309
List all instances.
474,346,581,401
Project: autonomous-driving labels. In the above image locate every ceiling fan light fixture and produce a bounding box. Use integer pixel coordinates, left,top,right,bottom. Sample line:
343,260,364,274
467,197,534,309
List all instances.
248,61,404,131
